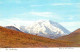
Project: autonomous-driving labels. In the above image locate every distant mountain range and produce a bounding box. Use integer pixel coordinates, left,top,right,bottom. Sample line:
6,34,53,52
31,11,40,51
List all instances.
0,24,80,47
20,20,70,39
4,20,70,39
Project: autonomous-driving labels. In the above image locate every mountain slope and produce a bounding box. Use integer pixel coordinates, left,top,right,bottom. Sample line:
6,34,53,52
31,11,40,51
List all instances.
5,26,21,32
57,28,80,46
20,20,70,39
0,26,73,48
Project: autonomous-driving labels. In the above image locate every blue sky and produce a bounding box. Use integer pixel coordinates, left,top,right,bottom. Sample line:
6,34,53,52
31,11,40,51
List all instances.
0,0,80,32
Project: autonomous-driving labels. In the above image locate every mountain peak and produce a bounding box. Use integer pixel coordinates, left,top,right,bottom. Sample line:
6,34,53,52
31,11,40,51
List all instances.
20,20,70,39
35,20,58,26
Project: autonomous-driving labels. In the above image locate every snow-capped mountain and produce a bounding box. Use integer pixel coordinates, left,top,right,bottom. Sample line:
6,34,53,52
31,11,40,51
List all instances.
20,20,70,39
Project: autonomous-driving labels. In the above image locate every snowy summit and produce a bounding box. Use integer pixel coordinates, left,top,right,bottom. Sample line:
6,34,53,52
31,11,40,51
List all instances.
20,20,70,39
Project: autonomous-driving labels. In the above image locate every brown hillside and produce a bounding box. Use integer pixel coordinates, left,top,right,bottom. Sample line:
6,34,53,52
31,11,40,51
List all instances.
0,26,74,48
57,28,80,46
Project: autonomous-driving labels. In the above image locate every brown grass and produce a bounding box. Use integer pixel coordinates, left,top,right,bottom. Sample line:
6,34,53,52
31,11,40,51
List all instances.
57,29,80,47
0,26,74,48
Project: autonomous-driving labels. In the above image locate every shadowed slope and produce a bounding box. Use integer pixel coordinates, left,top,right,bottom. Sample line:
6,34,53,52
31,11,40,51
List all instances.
0,26,73,48
5,26,21,32
57,28,80,46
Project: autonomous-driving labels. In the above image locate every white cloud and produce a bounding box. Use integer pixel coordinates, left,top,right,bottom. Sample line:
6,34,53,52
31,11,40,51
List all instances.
30,12,64,21
67,15,80,20
60,22,80,32
7,12,64,21
51,3,80,6
30,12,53,17
0,18,34,28
30,12,62,18
51,3,72,6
